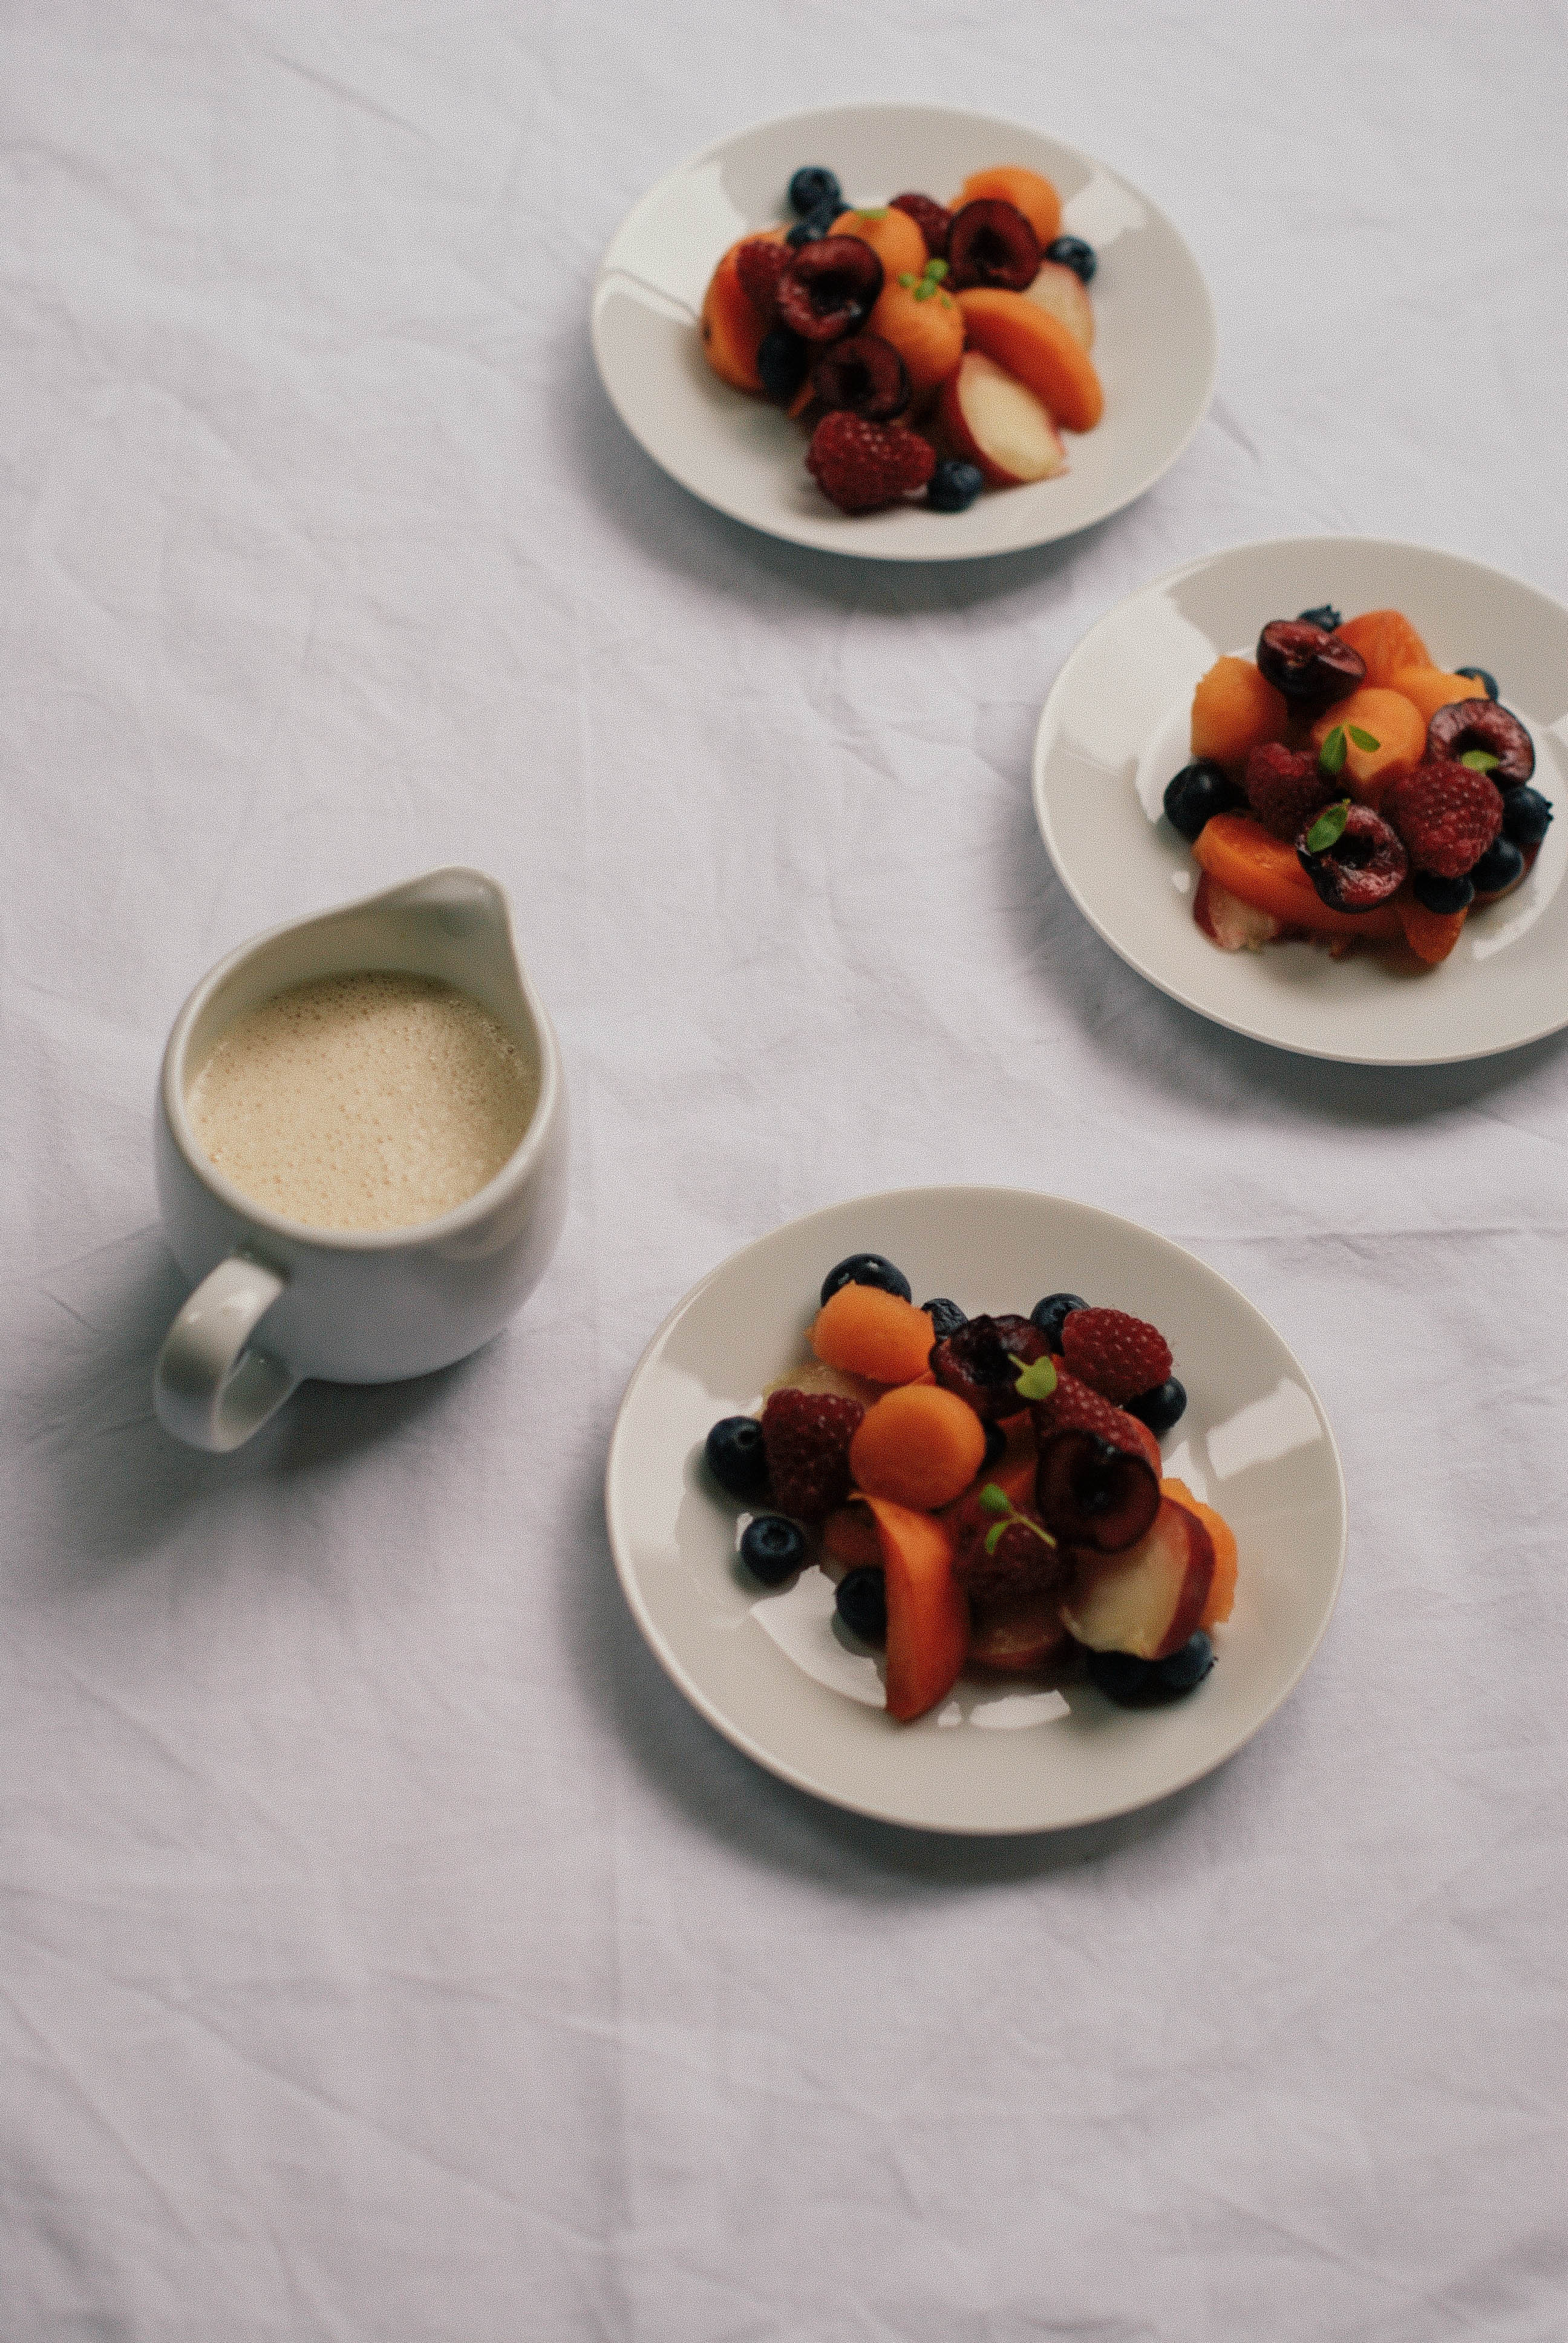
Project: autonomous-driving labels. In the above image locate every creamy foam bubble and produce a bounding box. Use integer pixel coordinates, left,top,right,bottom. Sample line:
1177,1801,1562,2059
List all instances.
188,971,539,1232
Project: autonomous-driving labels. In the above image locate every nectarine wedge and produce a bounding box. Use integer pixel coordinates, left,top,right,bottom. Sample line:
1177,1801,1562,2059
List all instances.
953,287,1103,432
863,1496,969,1722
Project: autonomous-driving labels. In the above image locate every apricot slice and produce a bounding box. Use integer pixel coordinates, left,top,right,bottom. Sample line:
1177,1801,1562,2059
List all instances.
1334,609,1431,686
953,165,1062,249
953,287,1103,431
850,1384,987,1512
699,231,785,393
811,1284,935,1386
1191,813,1403,942
1161,1479,1238,1629
1308,687,1426,808
1394,891,1467,965
1385,666,1489,727
829,205,927,280
1189,657,1290,776
867,275,965,397
863,1496,969,1721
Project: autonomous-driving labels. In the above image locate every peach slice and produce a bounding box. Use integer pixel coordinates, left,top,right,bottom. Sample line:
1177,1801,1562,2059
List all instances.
1062,1497,1215,1662
1023,258,1094,350
1161,1479,1238,1630
937,350,1066,485
863,1496,970,1722
953,287,1103,432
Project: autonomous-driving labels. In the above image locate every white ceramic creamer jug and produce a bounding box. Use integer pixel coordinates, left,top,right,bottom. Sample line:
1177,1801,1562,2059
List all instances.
153,868,568,1451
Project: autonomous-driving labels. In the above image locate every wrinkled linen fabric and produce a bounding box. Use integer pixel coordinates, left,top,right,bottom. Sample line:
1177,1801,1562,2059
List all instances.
3,4,1567,2338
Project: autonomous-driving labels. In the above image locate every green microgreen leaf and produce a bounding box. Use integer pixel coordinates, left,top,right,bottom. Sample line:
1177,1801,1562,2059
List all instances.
851,207,889,221
1347,725,1381,753
898,272,916,289
1318,726,1347,777
913,280,935,301
1010,1355,1058,1403
984,1519,1009,1555
1305,798,1351,854
978,1483,1012,1516
1460,748,1501,772
926,258,949,281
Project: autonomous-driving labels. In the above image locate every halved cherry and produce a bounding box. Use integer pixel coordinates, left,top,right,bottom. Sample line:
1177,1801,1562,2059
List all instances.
1034,1429,1161,1555
1427,698,1535,788
930,1313,1050,1422
946,198,1040,291
775,235,884,344
810,331,910,421
1256,620,1366,703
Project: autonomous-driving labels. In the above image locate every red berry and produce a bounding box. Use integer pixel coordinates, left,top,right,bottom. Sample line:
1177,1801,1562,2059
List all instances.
1059,1308,1173,1406
734,238,791,323
759,1388,863,1521
889,192,952,257
1031,1370,1161,1475
1243,741,1336,842
805,412,936,514
1385,758,1505,877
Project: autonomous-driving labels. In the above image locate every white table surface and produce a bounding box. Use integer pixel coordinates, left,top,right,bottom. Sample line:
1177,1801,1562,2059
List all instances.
4,5,1566,2336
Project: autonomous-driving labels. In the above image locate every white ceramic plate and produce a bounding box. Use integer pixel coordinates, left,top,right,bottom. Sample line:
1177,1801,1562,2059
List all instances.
592,103,1216,561
1033,537,1568,1064
605,1188,1345,1834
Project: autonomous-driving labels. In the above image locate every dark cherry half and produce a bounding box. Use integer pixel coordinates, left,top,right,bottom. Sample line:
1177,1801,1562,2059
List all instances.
930,1313,1050,1423
810,332,910,421
1296,802,1407,911
889,192,952,258
945,198,1040,290
1034,1429,1161,1555
1256,620,1367,703
775,236,884,344
1427,698,1535,788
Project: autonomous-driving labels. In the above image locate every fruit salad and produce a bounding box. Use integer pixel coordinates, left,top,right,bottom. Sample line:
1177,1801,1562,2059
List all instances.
699,162,1104,519
1164,606,1552,965
702,1252,1235,1724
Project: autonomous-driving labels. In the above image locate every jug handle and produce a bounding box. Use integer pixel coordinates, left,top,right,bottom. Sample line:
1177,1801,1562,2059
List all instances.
154,1254,299,1452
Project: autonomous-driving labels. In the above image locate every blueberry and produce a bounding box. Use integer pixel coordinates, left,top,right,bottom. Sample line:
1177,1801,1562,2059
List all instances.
739,1515,807,1585
1087,1649,1155,1705
1125,1377,1187,1435
786,207,838,247
926,459,984,514
1455,665,1499,700
1471,836,1525,895
1030,1292,1086,1353
821,1253,912,1306
1155,1631,1215,1694
1502,786,1553,848
1412,868,1474,915
788,166,842,220
1163,759,1243,842
981,1420,1007,1472
756,324,808,402
705,1415,769,1501
834,1565,887,1644
1089,1634,1214,1706
1044,234,1096,284
1296,603,1342,632
923,1297,968,1340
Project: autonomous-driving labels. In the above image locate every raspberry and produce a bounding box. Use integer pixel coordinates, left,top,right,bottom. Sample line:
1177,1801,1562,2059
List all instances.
1243,741,1335,841
954,1512,1067,1607
805,413,935,514
1031,1370,1161,1475
1060,1308,1173,1406
1385,758,1504,877
735,237,790,323
759,1388,863,1521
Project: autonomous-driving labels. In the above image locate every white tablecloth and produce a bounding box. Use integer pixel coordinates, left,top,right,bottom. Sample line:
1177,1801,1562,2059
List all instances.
5,6,1566,2336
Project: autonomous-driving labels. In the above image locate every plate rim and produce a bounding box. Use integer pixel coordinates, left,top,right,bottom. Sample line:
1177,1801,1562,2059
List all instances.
592,99,1219,565
1031,531,1568,1066
603,1182,1349,1835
